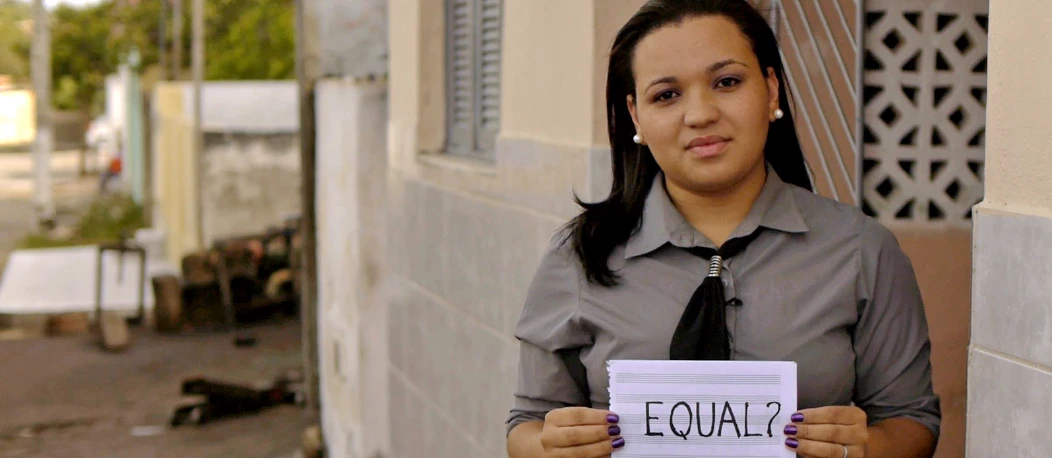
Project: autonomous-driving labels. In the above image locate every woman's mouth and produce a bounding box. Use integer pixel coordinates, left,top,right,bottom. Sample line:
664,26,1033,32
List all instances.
687,136,730,158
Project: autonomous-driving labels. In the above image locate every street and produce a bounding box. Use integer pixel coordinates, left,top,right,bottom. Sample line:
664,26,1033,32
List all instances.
0,149,96,200
0,320,312,458
0,151,314,457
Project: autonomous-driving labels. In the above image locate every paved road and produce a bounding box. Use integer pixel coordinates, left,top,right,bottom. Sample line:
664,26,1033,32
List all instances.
0,319,312,458
0,150,95,200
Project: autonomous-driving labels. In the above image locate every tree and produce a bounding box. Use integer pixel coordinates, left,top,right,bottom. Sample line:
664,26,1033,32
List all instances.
203,0,295,80
0,0,32,82
47,0,296,114
51,2,118,114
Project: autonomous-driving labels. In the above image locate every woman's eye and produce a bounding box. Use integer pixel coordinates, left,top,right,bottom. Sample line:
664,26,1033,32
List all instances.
653,90,678,102
715,77,741,89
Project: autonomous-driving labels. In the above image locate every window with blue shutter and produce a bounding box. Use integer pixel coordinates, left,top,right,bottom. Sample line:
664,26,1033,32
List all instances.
446,0,502,159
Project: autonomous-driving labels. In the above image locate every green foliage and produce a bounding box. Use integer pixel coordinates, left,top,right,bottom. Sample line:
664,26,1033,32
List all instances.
46,0,296,113
0,0,31,81
76,192,146,241
51,0,162,115
205,0,296,80
20,193,146,249
53,74,79,110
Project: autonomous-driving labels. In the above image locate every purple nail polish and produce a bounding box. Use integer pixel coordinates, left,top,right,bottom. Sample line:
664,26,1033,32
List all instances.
607,413,620,424
783,425,797,435
785,438,799,449
791,413,804,423
608,425,621,436
612,437,626,449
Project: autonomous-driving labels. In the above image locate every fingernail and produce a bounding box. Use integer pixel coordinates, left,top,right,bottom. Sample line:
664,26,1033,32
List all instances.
607,413,620,424
783,425,797,435
612,437,625,449
608,425,621,436
791,413,804,423
785,438,799,449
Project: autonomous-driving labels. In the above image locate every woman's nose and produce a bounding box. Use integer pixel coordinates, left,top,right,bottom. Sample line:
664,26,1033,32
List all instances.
683,91,720,128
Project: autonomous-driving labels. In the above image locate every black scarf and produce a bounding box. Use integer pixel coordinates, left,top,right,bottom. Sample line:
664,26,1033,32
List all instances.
669,229,763,360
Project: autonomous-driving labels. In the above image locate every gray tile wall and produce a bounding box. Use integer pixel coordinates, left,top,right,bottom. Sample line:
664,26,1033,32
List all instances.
968,208,1052,457
386,138,607,457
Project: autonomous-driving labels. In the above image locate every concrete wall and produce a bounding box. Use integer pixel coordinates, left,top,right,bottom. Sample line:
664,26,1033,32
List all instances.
152,83,199,263
201,132,301,243
106,74,126,133
150,81,300,262
315,79,390,458
189,82,300,134
968,0,1052,455
896,229,970,458
314,0,388,78
0,89,34,148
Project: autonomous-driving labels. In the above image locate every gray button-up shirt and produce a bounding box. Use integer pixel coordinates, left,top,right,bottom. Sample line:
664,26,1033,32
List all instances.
507,170,941,439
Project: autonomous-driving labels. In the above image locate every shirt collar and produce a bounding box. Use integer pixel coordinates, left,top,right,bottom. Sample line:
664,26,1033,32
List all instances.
624,165,809,259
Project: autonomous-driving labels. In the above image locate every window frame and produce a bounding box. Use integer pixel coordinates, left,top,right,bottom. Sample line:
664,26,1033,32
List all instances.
444,0,502,160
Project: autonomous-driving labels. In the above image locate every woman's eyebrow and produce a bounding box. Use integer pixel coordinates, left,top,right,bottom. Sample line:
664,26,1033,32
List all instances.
644,76,677,92
643,59,748,91
707,58,747,73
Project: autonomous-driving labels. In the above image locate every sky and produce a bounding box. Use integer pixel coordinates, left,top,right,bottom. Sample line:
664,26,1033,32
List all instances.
41,0,103,9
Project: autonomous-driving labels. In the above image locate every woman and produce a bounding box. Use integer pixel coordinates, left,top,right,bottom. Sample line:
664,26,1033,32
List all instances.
506,1,940,457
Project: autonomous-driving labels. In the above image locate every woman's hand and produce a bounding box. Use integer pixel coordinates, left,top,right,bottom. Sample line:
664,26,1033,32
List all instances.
783,406,869,458
540,407,625,457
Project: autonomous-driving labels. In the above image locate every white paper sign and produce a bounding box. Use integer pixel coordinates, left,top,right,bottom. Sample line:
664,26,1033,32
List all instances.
608,360,797,457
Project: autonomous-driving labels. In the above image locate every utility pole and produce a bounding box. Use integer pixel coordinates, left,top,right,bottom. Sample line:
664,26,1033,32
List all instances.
294,0,320,413
171,0,182,79
30,0,54,229
191,0,204,247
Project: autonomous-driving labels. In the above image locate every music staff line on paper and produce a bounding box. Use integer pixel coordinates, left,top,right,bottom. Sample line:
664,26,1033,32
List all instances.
614,394,781,404
615,373,782,385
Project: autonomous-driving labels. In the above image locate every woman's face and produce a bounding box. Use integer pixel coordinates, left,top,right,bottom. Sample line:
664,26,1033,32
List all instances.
627,15,780,195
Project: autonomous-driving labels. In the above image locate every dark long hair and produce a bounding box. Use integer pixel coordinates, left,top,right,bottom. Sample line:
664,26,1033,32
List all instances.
565,0,813,286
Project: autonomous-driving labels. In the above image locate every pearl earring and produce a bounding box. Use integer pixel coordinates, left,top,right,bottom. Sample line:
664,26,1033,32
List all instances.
632,134,642,144
774,109,784,120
